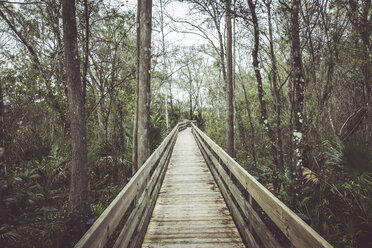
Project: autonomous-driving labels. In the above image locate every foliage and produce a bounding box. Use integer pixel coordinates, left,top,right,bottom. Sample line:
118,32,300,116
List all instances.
0,1,137,247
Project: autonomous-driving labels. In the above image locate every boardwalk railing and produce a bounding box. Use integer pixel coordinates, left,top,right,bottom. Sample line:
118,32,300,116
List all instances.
191,123,332,248
74,122,186,248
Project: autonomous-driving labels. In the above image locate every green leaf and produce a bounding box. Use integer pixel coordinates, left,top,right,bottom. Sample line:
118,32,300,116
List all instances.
14,177,23,182
30,173,40,179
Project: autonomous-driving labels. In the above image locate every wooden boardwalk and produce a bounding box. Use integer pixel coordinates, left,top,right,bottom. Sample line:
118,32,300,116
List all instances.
75,122,332,248
142,128,244,248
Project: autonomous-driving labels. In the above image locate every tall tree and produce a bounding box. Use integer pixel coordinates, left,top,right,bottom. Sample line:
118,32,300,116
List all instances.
133,0,153,173
264,0,284,171
159,0,169,130
226,0,235,157
348,0,371,107
62,0,88,215
290,0,305,200
0,78,4,177
247,0,280,192
241,82,257,167
347,0,371,135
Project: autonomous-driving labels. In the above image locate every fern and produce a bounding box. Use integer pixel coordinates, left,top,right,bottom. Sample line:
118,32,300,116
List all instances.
0,225,22,243
324,136,344,168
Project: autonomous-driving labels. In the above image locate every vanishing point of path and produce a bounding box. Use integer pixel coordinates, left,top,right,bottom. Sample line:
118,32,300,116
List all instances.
142,128,244,248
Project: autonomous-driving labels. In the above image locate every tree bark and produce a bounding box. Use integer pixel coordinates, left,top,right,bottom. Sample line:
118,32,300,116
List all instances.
62,0,88,215
247,0,279,192
132,0,141,176
241,82,257,168
186,65,194,120
226,0,235,158
82,0,90,104
160,0,169,131
348,0,371,105
235,103,246,150
133,0,152,172
348,0,371,137
290,0,305,201
0,78,5,178
189,81,193,120
265,0,284,171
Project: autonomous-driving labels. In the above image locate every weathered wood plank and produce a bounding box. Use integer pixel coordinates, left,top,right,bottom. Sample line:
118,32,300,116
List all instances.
141,128,244,248
192,123,333,248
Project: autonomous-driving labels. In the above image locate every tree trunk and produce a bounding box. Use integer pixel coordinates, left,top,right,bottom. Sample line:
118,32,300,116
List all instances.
134,0,152,172
62,0,88,216
348,0,371,106
247,0,279,192
226,0,235,158
187,66,193,120
160,0,169,131
0,78,5,178
235,104,246,150
82,0,90,104
189,84,193,120
266,0,284,171
117,100,126,157
241,83,257,168
349,0,371,137
290,0,305,201
169,79,174,118
132,0,141,176
216,28,227,85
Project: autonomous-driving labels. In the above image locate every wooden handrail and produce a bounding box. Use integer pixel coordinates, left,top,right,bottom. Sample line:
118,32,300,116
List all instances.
191,123,332,248
74,122,182,248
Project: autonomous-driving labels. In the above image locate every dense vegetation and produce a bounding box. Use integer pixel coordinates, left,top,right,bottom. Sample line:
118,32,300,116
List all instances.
0,0,371,247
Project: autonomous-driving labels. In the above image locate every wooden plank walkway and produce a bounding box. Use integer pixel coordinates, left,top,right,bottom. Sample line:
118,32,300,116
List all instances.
142,128,244,248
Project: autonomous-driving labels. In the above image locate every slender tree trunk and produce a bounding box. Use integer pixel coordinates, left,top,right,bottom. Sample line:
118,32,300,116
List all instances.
241,83,257,167
187,66,193,120
82,0,90,104
216,29,227,84
117,100,126,157
134,0,152,171
226,0,235,158
247,0,279,192
89,73,106,141
348,0,371,106
132,0,141,176
266,0,284,172
169,79,174,118
62,0,88,215
290,0,305,201
235,104,246,149
189,83,193,120
358,2,371,137
165,89,169,129
160,0,169,131
0,79,5,178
